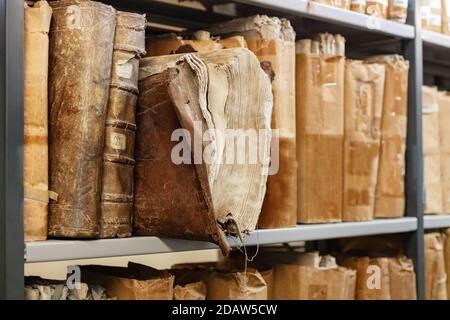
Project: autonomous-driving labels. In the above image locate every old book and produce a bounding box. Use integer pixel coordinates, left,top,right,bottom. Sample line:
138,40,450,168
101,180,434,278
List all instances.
24,1,52,241
81,263,174,300
99,11,146,239
207,15,297,228
365,55,409,218
421,0,442,32
388,257,417,300
146,31,247,57
135,48,272,255
206,269,268,300
343,60,385,222
438,92,450,214
423,86,444,215
366,0,388,18
424,232,448,300
48,0,116,238
339,256,391,300
272,252,356,300
388,0,408,22
296,34,345,223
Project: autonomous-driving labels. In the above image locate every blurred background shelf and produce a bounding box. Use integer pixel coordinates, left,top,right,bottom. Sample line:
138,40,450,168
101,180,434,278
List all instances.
422,30,450,49
233,0,415,38
424,215,450,230
25,217,418,263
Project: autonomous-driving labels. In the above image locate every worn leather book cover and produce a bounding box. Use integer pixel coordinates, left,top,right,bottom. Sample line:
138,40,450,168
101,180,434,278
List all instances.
438,91,450,214
207,15,297,229
48,0,116,238
296,35,345,224
24,1,52,241
343,60,385,222
206,269,268,300
99,11,146,239
272,252,356,300
135,48,272,255
424,232,448,300
365,55,409,219
423,86,444,215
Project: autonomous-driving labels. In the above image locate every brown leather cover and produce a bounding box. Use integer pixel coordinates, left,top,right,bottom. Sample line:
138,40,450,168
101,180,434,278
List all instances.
134,69,229,253
135,48,272,255
48,0,116,238
24,1,52,241
99,11,146,238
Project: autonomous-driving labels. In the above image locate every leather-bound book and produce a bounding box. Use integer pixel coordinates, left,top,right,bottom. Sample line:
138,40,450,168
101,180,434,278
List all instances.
99,11,146,238
48,0,116,238
135,48,273,255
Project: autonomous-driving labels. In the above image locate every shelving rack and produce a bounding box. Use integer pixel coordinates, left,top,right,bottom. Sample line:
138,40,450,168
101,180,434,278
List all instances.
1,0,449,300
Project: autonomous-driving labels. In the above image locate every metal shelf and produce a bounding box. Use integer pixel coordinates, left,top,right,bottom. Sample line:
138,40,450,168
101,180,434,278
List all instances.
25,218,417,263
234,0,415,38
422,30,450,49
424,215,450,229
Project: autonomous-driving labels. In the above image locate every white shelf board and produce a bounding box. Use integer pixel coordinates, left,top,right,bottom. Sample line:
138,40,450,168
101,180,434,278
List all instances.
422,30,450,49
424,215,450,229
25,218,417,263
233,0,415,38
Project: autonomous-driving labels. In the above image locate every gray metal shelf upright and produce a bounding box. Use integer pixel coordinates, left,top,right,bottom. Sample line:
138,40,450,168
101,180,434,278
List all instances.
0,0,429,299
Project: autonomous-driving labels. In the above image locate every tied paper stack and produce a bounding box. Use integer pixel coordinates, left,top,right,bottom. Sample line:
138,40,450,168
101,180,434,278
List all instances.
48,0,116,238
99,11,146,238
438,92,450,214
207,15,298,229
296,34,345,223
343,60,385,222
134,48,273,255
366,55,409,218
23,0,52,241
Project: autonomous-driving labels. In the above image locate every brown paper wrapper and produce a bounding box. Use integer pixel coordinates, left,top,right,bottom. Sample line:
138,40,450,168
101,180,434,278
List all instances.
81,263,174,300
343,61,385,222
24,1,52,241
296,53,345,223
423,86,444,215
424,233,448,300
273,260,356,300
438,92,450,214
206,269,268,300
339,256,391,300
365,56,409,218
